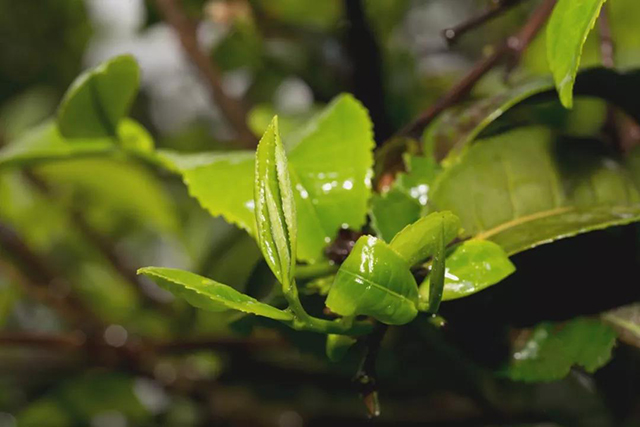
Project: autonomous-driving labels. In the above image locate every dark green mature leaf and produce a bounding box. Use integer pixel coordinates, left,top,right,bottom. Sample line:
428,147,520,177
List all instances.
430,127,640,255
547,0,608,108
419,240,515,306
326,235,418,325
254,116,297,287
507,318,616,382
389,211,460,266
162,94,374,263
424,69,640,164
425,78,553,162
139,267,293,321
602,304,640,348
57,55,140,138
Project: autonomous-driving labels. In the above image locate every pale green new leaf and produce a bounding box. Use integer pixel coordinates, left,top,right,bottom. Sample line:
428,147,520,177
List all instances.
426,221,446,313
547,0,608,108
389,211,460,267
507,318,616,382
326,235,418,325
326,334,357,362
138,267,293,321
430,127,640,255
254,117,297,286
0,120,113,169
0,118,153,170
419,240,515,306
57,55,140,138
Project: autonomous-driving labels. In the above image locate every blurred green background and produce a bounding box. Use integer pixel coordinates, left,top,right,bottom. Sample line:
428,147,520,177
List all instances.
1,0,640,426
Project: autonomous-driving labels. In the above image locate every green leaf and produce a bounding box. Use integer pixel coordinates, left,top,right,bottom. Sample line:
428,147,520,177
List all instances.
424,69,640,165
286,94,374,261
389,211,461,267
57,55,140,138
138,267,293,321
419,240,515,305
507,318,616,382
370,154,439,242
424,78,553,163
254,116,297,287
163,94,374,263
370,188,421,242
430,127,640,255
426,220,446,313
36,157,177,234
326,235,418,325
547,0,608,108
326,334,357,362
602,304,640,348
158,149,256,231
0,120,113,169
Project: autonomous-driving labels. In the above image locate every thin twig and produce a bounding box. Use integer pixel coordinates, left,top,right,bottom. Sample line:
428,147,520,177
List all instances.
354,322,388,417
0,223,101,327
398,0,556,140
443,0,529,45
0,332,85,350
598,3,615,69
155,0,258,148
23,172,169,310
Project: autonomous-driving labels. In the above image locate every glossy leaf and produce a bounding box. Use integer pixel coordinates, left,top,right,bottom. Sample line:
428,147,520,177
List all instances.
158,149,256,231
370,154,438,242
370,188,421,242
389,211,460,267
57,55,140,138
254,116,297,287
163,94,374,263
507,318,616,382
426,220,445,313
547,0,608,108
430,127,640,255
138,267,293,321
602,304,640,348
419,240,515,305
286,94,375,261
326,235,418,325
326,334,357,362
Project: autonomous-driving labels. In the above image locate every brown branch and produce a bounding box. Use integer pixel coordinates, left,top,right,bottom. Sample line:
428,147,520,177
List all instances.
154,0,257,148
154,335,288,353
0,223,101,327
354,322,388,418
0,332,85,350
443,0,529,45
598,3,615,69
398,0,556,140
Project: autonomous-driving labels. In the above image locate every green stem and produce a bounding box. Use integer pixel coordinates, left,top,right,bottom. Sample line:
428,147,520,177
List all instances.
294,262,339,280
284,279,372,336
